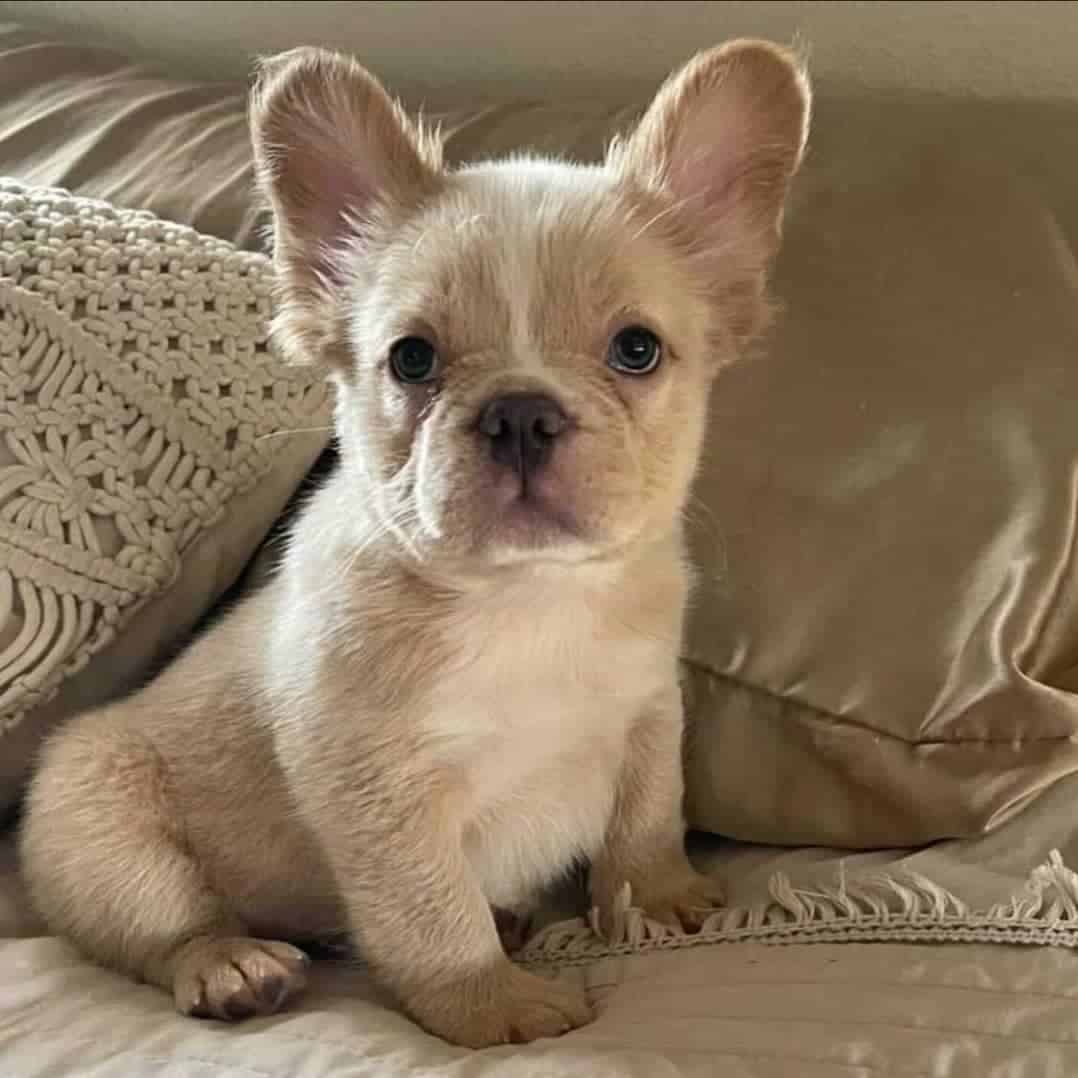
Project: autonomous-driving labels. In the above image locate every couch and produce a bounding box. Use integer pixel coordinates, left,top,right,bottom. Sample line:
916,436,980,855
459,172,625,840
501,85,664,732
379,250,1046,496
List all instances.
3,3,1078,1074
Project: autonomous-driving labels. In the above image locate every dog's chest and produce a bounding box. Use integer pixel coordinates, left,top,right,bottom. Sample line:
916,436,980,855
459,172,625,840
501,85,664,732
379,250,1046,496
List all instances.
428,592,657,784
424,588,667,906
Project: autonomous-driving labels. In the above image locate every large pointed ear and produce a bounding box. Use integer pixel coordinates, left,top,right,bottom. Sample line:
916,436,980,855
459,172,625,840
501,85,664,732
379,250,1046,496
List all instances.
609,40,810,345
250,47,442,365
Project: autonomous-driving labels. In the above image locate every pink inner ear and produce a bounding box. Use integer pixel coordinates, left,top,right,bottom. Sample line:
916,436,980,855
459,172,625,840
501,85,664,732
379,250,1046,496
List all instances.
281,135,383,286
666,98,763,223
258,51,443,297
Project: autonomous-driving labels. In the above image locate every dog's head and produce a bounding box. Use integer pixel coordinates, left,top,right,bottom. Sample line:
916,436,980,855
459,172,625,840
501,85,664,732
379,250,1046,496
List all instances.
252,43,809,569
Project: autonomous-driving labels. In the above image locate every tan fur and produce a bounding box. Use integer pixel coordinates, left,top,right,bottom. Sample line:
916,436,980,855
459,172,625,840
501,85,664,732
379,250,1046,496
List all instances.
19,40,809,1048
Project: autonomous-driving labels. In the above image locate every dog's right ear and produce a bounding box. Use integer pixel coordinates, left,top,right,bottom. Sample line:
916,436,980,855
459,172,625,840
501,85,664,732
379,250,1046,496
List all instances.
251,48,442,365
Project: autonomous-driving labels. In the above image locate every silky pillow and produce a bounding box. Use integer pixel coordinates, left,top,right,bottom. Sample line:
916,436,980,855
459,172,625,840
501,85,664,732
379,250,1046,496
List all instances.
683,96,1078,846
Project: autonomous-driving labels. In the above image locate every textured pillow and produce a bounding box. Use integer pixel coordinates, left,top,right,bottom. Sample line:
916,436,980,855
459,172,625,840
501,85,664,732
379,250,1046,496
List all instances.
0,180,331,812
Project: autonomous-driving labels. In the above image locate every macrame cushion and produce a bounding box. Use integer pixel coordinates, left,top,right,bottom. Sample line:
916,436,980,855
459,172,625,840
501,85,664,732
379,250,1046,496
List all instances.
0,180,331,811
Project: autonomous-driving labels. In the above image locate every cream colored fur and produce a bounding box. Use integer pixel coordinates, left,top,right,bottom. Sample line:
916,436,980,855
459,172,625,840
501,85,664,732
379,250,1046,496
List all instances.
19,41,809,1048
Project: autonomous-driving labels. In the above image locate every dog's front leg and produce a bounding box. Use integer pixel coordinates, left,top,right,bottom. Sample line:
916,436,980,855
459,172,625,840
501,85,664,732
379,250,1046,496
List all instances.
297,776,591,1048
590,687,725,937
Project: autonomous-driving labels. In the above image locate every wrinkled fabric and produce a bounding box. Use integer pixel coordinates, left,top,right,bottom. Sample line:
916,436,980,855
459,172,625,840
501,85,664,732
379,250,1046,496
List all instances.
8,826,1078,1078
0,26,637,250
684,101,1078,846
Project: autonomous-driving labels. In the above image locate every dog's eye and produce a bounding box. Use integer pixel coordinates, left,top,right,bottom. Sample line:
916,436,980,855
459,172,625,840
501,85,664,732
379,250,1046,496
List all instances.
608,326,662,375
389,337,440,384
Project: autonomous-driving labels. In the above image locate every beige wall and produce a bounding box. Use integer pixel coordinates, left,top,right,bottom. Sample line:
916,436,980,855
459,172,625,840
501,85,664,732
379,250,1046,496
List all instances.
3,1,1076,104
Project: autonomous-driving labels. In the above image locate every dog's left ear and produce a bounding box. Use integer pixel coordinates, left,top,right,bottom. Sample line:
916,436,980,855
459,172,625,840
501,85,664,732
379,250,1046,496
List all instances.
610,40,810,343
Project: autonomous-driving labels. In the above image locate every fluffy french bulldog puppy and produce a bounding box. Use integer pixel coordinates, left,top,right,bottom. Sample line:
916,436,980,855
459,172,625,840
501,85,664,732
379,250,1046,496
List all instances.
20,41,809,1048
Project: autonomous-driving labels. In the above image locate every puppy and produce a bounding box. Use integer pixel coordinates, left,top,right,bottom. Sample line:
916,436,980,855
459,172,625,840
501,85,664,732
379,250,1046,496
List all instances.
19,41,809,1048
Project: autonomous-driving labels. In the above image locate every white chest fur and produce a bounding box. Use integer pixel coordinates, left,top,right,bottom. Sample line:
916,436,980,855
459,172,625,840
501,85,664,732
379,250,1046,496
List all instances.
423,567,670,910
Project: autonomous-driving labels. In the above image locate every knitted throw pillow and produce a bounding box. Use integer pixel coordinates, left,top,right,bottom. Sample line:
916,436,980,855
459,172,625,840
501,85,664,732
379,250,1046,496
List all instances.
0,180,331,811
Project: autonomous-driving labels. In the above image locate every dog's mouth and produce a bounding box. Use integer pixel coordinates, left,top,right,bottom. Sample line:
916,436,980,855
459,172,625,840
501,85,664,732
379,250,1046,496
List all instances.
483,479,581,550
510,498,579,540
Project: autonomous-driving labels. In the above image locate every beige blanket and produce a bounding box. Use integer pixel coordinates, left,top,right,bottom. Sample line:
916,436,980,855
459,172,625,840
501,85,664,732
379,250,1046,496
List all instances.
6,799,1078,1077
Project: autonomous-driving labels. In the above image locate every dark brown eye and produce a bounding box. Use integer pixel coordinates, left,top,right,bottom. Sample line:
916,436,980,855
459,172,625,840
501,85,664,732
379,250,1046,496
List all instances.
608,326,662,375
389,336,439,383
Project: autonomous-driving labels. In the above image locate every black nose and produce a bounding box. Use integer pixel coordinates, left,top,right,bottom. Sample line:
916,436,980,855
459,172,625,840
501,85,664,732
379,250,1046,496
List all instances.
477,393,568,478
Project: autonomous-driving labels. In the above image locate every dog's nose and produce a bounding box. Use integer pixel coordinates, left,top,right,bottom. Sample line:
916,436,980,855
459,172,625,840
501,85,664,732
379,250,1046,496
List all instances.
477,393,569,478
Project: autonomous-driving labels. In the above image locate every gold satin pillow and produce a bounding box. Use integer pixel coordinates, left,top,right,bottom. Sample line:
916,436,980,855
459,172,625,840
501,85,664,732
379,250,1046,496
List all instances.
683,96,1078,847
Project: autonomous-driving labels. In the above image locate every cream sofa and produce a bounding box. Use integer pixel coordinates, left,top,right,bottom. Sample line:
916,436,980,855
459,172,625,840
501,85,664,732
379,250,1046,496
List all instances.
3,3,1078,1074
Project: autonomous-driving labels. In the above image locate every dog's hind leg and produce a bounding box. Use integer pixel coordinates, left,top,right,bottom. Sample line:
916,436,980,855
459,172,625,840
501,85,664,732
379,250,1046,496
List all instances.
19,708,309,1020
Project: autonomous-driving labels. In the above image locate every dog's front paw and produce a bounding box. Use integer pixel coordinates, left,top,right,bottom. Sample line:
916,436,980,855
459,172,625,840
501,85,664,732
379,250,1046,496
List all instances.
635,871,726,932
408,964,592,1048
593,869,725,939
172,937,310,1020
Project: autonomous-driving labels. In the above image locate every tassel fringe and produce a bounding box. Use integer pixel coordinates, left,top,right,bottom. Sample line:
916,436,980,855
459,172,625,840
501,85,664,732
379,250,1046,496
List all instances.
519,849,1078,967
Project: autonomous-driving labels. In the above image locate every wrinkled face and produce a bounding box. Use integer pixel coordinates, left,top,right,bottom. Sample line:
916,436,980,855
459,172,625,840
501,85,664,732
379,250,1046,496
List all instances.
337,162,716,565
252,41,809,569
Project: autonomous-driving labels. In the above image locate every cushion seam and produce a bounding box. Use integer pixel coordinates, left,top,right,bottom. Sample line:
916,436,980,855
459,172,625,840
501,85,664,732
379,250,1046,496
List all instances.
682,656,1078,746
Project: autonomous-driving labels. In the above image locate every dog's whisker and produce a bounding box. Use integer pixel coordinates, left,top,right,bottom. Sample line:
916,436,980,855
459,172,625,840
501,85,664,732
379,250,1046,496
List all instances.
257,425,335,441
682,495,729,580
